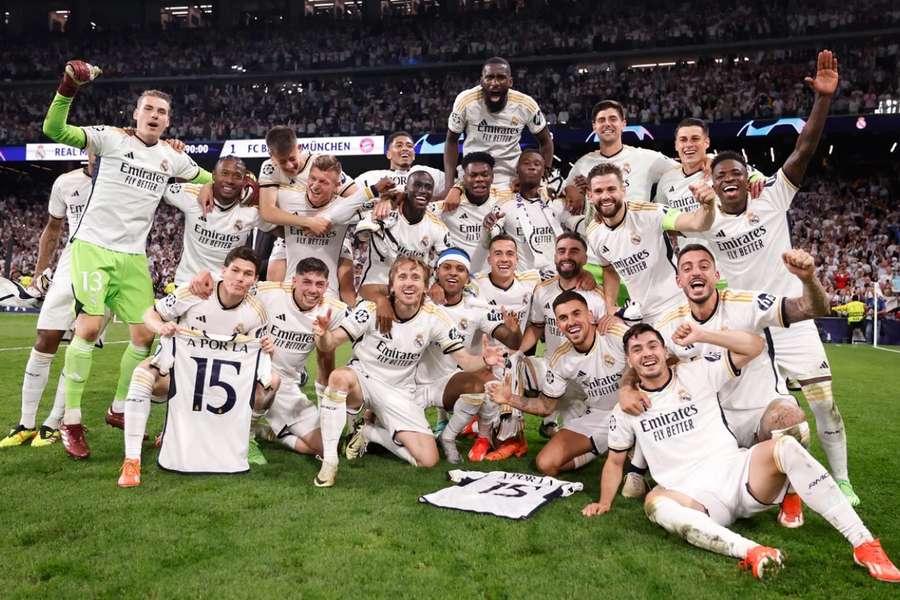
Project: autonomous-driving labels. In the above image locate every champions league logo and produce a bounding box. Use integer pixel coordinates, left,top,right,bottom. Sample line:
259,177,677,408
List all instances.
261,163,275,176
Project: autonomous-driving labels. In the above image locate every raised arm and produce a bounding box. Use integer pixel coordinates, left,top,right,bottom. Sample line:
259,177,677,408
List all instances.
672,322,764,370
442,130,461,197
781,249,831,323
601,265,621,313
782,50,838,186
491,309,523,350
485,373,560,417
535,128,554,176
42,61,101,148
313,309,350,353
672,183,716,233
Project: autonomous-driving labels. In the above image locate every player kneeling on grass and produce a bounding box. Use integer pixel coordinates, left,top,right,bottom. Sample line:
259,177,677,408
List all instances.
255,258,347,458
311,256,505,487
582,323,900,583
487,291,627,476
418,248,523,464
118,247,280,487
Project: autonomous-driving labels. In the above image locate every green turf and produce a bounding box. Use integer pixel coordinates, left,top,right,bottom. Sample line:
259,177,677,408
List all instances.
0,313,898,598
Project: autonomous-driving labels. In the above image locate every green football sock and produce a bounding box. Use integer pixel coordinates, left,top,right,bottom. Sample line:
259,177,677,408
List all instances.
64,336,95,411
114,343,151,403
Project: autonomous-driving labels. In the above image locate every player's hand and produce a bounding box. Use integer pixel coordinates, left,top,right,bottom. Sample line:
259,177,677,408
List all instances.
690,182,716,209
159,322,178,337
618,385,651,416
373,197,393,221
582,502,612,517
190,270,215,299
573,175,589,195
574,269,597,291
302,216,332,236
748,174,764,199
260,335,275,355
27,268,54,298
672,321,704,347
242,173,260,206
805,49,839,97
197,182,215,216
483,208,505,231
379,188,404,211
312,308,332,338
375,295,395,335
594,314,621,336
481,334,504,368
372,177,395,196
165,138,186,153
501,308,519,332
782,249,816,281
442,186,463,213
428,282,447,305
58,60,101,97
485,373,513,405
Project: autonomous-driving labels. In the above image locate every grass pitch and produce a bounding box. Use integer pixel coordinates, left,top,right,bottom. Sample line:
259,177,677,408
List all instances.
0,313,898,599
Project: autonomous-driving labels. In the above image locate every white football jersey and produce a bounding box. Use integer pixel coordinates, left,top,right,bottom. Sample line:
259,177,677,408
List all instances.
274,184,374,290
493,192,564,272
585,201,683,320
654,166,707,212
419,470,584,520
543,324,628,411
357,210,451,286
255,282,346,382
448,86,547,183
654,289,789,413
607,357,742,490
75,126,201,253
356,165,445,196
48,168,93,233
163,183,275,285
340,300,465,386
415,291,502,385
258,155,355,195
154,283,268,337
697,170,800,297
471,270,540,352
529,278,607,357
158,330,269,474
432,191,498,273
565,144,676,202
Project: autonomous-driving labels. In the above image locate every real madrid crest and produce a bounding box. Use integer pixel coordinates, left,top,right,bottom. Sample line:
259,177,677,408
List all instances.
630,232,641,245
414,333,425,348
747,212,760,225
678,388,691,402
603,353,615,367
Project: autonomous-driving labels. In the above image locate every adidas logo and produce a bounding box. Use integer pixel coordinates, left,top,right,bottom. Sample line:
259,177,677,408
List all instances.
820,360,829,369
196,315,207,323
72,190,79,197
577,370,587,377
669,186,675,193
716,230,726,238
544,302,551,309
459,213,468,219
125,152,135,159
488,299,498,305
276,313,286,321
601,245,610,254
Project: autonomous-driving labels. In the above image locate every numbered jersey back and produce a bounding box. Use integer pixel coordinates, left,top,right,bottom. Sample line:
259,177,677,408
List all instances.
158,330,269,474
419,470,584,520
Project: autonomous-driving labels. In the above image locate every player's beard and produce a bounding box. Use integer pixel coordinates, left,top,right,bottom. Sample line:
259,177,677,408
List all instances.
557,262,581,280
483,91,508,113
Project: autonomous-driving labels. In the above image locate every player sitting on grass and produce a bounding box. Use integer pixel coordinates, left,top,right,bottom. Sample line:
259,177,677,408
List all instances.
117,247,279,487
487,290,627,476
417,248,523,464
583,323,900,584
311,256,505,488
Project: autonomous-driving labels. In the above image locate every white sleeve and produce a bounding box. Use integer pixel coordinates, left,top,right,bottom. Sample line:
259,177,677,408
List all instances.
607,407,635,452
563,156,586,188
162,184,194,212
153,287,201,321
173,150,201,181
542,359,568,400
321,188,375,224
270,238,286,261
339,301,376,341
327,301,348,331
81,125,117,155
431,308,466,354
47,177,67,219
649,151,678,185
526,103,547,134
528,289,545,325
748,291,789,329
448,91,468,134
691,353,741,393
258,160,284,188
765,169,800,212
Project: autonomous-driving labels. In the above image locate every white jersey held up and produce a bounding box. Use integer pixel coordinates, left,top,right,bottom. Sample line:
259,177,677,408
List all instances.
492,192,564,272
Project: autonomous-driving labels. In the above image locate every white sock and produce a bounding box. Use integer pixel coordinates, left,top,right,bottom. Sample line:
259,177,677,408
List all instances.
478,397,499,440
111,399,126,413
437,407,449,423
364,423,417,466
570,452,597,470
801,380,849,481
442,394,482,442
21,349,54,429
42,371,67,430
646,496,758,559
630,444,648,472
63,408,82,426
774,436,872,547
124,366,155,460
319,386,347,463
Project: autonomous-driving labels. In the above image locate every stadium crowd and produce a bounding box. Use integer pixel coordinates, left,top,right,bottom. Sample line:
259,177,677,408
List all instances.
1,0,897,81
0,42,897,144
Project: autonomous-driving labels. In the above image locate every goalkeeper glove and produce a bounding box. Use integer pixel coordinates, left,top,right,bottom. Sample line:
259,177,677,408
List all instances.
58,60,102,97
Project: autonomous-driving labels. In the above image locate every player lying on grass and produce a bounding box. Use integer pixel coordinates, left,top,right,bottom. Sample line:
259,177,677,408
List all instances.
635,246,832,528
311,256,505,488
42,60,213,460
487,290,627,476
583,323,900,583
2,155,103,449
117,247,279,487
414,248,523,464
253,258,348,459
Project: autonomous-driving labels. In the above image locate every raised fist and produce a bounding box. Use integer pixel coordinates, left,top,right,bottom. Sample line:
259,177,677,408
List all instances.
58,60,101,97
